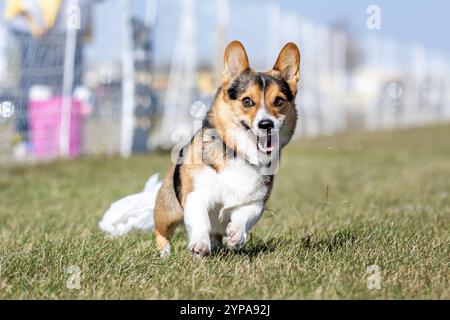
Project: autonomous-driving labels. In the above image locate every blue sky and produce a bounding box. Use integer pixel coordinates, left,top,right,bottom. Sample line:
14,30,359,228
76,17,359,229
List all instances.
1,0,449,66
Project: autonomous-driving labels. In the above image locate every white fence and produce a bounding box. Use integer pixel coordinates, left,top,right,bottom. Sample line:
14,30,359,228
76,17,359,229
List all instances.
276,17,450,138
156,1,450,141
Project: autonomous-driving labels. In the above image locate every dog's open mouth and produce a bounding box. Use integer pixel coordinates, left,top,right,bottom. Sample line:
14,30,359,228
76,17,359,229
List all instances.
257,130,274,153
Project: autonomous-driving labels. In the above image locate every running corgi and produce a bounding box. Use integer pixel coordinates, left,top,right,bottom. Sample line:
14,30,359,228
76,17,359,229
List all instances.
154,41,300,257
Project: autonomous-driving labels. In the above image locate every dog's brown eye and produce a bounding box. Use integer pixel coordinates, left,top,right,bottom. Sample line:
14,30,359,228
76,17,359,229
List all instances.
274,97,285,107
242,97,255,108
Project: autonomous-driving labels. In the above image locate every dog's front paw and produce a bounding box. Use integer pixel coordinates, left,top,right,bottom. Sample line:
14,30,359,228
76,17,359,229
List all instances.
189,242,211,257
226,224,247,249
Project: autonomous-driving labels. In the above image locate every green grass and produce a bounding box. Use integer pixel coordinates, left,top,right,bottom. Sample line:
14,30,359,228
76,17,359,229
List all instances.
1,125,449,299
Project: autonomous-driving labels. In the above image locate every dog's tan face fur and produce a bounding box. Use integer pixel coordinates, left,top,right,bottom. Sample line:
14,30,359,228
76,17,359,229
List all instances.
207,41,300,153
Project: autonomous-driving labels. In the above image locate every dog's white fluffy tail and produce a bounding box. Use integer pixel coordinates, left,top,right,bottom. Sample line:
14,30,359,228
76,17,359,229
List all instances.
99,174,162,237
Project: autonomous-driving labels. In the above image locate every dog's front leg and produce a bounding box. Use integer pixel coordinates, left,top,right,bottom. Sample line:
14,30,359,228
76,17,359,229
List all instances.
226,202,264,249
184,191,212,257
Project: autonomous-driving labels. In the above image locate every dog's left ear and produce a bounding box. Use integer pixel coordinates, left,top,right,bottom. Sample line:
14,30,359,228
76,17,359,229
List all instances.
273,42,300,88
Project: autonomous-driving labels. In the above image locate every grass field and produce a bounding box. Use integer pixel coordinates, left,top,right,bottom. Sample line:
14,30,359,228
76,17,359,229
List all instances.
0,125,449,299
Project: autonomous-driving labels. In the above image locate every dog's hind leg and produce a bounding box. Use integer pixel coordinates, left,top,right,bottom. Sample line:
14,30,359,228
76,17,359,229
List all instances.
153,169,184,257
154,207,182,257
154,225,176,257
154,202,183,257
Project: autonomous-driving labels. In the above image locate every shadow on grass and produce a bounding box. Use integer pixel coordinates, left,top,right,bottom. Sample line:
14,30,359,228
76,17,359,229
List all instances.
298,229,359,252
211,237,284,259
212,228,361,258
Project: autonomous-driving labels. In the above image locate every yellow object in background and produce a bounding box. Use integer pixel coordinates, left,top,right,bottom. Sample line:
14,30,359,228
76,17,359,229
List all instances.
4,0,62,37
37,0,62,29
4,0,27,21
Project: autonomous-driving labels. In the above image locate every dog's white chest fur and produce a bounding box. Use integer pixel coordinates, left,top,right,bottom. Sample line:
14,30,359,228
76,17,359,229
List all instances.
183,158,270,250
193,158,268,209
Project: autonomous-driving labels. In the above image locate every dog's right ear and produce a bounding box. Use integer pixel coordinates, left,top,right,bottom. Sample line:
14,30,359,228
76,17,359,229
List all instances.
222,41,250,83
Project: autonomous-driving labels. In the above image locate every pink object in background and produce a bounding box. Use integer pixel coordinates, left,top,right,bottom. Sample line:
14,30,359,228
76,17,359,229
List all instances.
29,97,84,159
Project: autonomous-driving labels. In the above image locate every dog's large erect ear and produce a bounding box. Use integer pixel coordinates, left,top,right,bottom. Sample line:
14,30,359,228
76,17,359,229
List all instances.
273,42,300,85
223,41,250,82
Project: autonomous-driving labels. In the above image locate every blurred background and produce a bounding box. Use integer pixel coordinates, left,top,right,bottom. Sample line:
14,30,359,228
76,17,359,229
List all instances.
0,0,449,164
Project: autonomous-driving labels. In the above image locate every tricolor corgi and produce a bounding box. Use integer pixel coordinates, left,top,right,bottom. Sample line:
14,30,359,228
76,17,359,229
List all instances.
154,41,300,257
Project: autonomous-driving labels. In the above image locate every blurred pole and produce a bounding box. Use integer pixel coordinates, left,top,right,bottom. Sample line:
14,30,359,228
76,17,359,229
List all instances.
215,0,228,83
330,29,348,133
145,0,158,27
145,0,158,74
266,0,281,68
60,0,79,158
158,0,197,149
121,0,135,158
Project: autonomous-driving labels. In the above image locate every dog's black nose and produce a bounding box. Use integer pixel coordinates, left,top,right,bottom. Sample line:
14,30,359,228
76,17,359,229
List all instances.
258,119,274,130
